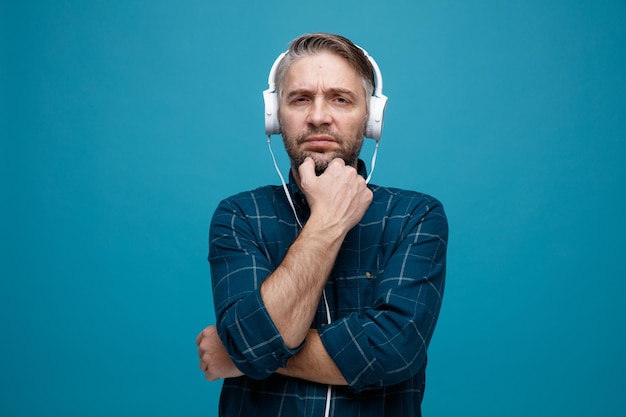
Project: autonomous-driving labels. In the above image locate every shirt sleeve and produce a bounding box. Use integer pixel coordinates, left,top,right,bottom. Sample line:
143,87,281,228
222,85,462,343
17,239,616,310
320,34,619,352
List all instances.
208,195,302,380
318,197,448,392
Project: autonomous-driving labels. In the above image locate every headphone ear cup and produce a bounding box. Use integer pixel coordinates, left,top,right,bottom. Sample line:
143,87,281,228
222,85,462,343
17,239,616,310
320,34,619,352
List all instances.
263,90,281,135
365,94,388,140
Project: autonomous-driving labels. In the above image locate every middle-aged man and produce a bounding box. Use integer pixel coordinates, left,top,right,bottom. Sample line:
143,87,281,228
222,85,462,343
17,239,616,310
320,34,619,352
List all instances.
197,32,448,417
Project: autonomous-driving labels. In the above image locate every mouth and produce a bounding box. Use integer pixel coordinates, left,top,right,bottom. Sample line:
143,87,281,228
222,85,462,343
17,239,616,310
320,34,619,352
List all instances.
301,135,339,150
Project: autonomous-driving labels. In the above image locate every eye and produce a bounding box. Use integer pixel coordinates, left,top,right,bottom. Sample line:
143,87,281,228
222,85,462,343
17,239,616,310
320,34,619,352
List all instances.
331,94,353,105
290,96,311,105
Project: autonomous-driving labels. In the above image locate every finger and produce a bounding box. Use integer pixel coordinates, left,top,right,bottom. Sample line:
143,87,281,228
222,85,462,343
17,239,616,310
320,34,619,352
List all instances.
300,156,321,180
196,327,211,345
328,157,346,168
201,357,213,377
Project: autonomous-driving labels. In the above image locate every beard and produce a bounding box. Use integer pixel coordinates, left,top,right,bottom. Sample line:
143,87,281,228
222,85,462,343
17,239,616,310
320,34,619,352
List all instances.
282,125,365,176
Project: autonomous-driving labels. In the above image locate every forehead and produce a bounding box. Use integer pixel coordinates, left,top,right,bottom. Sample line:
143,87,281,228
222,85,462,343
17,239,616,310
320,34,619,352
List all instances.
282,52,365,94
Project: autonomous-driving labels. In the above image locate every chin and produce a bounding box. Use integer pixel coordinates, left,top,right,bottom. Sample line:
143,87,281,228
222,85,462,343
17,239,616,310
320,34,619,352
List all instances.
312,153,359,175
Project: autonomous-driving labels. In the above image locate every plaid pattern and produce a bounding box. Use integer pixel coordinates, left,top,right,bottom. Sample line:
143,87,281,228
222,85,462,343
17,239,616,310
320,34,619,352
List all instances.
209,161,448,416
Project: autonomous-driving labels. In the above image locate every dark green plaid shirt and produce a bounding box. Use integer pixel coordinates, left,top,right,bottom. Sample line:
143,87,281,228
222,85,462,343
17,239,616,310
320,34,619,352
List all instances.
209,161,448,416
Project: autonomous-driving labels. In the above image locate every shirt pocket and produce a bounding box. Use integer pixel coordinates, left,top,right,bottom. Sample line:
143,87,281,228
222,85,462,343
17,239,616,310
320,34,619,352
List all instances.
330,269,381,316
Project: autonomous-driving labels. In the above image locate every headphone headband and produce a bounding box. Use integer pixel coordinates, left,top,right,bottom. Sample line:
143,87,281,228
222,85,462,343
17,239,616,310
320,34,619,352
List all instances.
263,47,388,140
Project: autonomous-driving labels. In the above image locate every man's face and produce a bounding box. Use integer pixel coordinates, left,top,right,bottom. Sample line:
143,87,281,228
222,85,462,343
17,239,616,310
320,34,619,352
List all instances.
279,52,368,176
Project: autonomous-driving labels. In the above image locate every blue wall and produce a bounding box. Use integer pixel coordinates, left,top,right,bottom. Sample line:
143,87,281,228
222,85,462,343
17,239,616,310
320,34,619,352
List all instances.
2,1,625,416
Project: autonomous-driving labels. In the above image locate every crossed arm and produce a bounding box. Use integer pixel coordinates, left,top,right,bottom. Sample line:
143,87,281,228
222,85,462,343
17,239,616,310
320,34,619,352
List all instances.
197,157,371,385
197,157,448,388
197,326,346,384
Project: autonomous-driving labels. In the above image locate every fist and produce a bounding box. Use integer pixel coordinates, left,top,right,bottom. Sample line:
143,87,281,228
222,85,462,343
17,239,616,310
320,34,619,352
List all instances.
298,158,373,234
196,326,243,381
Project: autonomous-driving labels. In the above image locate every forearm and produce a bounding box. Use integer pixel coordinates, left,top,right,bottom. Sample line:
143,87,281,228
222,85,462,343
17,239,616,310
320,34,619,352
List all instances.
261,158,372,349
261,220,345,349
277,329,347,385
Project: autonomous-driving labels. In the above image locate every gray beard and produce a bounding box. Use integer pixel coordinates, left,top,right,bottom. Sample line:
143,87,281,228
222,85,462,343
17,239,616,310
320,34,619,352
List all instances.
283,126,364,176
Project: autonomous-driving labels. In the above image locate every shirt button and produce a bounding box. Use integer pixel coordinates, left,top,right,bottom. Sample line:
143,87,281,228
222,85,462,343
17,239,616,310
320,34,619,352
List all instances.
365,272,372,279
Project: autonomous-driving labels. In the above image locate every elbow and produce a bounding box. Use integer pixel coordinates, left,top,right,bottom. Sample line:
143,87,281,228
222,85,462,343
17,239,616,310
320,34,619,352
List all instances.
320,318,431,392
347,348,428,392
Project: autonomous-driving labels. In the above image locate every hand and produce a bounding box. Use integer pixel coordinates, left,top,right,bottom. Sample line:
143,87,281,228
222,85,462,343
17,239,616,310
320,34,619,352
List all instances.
298,157,373,236
196,325,243,381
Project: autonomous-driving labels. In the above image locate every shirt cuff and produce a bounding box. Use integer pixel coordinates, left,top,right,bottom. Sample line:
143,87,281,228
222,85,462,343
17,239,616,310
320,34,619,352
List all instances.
220,288,304,380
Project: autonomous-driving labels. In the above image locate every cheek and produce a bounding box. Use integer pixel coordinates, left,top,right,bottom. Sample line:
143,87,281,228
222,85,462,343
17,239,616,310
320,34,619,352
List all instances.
278,110,300,135
343,113,368,133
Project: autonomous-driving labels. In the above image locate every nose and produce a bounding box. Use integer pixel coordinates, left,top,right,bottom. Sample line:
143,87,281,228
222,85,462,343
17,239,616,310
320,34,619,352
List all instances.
306,97,332,127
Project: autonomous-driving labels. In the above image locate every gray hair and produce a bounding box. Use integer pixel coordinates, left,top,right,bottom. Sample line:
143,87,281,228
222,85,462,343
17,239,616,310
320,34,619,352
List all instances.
274,33,375,101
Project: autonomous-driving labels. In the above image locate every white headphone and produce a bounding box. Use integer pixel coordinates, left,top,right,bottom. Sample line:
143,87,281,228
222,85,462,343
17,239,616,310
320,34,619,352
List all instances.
263,47,388,140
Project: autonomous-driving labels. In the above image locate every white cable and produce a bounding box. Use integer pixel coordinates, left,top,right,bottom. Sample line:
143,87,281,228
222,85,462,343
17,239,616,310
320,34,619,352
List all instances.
267,136,303,229
322,289,332,417
365,139,379,185
322,290,332,324
324,385,332,417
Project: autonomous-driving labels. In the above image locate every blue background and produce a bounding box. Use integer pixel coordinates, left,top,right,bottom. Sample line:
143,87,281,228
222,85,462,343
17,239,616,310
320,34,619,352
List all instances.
2,1,625,416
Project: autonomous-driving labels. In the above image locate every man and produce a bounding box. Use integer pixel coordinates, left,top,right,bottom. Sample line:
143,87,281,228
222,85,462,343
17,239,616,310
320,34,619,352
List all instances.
197,33,448,416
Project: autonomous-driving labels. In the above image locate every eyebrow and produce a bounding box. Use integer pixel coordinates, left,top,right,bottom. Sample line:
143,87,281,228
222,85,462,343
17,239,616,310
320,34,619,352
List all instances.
285,87,358,101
